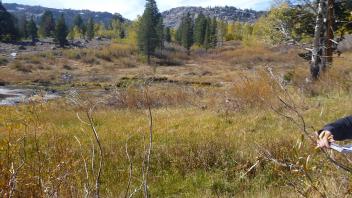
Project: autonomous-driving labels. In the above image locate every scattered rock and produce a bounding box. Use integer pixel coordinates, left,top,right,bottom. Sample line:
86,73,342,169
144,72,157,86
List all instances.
63,65,73,70
62,73,73,83
74,41,82,46
33,79,52,86
18,45,26,50
0,81,7,86
162,7,264,28
10,53,17,58
201,71,212,76
185,72,197,76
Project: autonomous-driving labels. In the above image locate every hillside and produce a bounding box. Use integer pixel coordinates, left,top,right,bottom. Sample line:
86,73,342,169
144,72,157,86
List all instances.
3,3,264,28
3,3,127,27
162,6,265,28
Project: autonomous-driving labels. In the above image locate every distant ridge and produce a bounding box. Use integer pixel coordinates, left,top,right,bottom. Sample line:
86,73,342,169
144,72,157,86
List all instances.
162,6,265,28
3,3,265,29
3,3,127,27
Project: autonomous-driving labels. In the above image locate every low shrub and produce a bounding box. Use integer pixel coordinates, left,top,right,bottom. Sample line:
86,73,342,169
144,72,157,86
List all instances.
95,43,137,62
106,85,200,109
27,55,41,64
230,71,278,108
63,49,82,60
38,51,55,60
11,61,33,72
0,56,8,65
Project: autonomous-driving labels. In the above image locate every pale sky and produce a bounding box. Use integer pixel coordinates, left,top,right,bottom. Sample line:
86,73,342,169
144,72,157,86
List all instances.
2,0,273,20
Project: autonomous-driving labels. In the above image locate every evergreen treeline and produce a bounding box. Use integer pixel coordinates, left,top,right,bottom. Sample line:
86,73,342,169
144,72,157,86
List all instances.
0,1,18,42
1,0,351,52
176,12,219,53
0,1,128,46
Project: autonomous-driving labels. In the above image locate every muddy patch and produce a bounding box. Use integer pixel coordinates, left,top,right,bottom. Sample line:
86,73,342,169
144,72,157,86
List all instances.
0,86,60,105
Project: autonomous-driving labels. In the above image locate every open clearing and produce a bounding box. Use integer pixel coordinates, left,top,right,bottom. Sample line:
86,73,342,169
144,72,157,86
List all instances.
1,40,352,197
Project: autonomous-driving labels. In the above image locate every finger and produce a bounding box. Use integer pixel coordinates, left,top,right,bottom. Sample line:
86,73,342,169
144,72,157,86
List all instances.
315,131,319,137
324,140,331,149
317,141,324,148
319,131,325,139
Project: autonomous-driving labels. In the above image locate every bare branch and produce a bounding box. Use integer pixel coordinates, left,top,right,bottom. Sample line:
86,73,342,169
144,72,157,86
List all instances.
86,107,103,198
142,84,153,198
74,136,91,197
125,136,133,198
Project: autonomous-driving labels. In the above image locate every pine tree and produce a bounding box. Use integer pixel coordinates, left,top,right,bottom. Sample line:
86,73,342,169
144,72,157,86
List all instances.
175,22,183,44
39,10,55,37
203,18,211,51
86,17,95,40
210,16,217,48
55,14,68,47
73,15,83,29
194,12,206,46
27,17,38,43
218,20,228,46
156,16,164,50
16,14,28,39
0,1,18,42
137,0,161,64
73,15,86,38
180,12,194,55
164,27,171,42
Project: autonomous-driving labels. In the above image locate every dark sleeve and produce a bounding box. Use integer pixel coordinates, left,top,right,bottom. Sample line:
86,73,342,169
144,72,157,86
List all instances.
318,116,352,141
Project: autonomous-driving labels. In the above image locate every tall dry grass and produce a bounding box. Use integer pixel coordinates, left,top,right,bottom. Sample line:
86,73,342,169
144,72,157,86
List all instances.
1,41,352,197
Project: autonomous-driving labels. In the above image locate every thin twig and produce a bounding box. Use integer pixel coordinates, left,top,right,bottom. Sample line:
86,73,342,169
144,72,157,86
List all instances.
74,136,91,197
125,136,133,198
86,107,103,198
142,84,153,198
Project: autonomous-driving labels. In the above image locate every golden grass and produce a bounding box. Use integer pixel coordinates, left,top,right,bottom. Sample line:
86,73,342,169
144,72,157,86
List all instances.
1,87,352,197
1,41,352,197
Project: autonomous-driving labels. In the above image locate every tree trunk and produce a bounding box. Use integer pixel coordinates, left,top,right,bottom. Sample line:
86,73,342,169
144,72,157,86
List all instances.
320,1,327,72
311,0,325,80
147,54,151,65
326,0,334,64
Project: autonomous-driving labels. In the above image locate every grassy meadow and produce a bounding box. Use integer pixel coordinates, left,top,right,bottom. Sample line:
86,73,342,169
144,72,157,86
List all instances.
1,41,352,197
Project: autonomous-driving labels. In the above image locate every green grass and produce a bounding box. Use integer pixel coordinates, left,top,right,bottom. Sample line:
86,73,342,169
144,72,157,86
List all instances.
1,44,352,197
1,89,352,197
0,56,8,65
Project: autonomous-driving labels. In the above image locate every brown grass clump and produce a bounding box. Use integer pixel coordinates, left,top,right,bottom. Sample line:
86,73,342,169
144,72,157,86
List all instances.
10,61,33,73
63,49,82,60
0,56,8,65
95,43,137,62
210,44,301,68
230,71,278,108
106,85,199,109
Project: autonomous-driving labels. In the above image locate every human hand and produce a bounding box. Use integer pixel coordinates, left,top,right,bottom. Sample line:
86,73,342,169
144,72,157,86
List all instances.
316,130,334,149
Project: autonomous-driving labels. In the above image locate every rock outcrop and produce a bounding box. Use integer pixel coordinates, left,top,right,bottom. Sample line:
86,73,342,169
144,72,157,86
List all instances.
162,6,265,28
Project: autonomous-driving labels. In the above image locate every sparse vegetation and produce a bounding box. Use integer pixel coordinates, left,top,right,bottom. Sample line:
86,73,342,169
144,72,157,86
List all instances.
0,56,8,65
10,61,32,72
1,1,352,197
